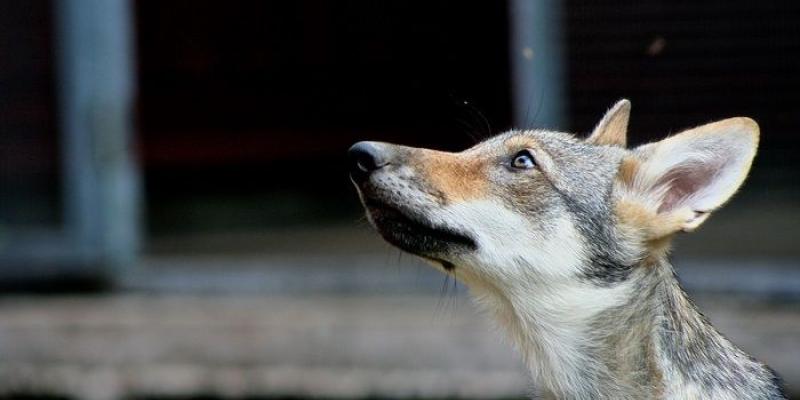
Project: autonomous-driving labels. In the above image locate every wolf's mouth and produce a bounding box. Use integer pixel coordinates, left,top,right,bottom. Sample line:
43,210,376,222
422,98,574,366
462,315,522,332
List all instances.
364,200,477,256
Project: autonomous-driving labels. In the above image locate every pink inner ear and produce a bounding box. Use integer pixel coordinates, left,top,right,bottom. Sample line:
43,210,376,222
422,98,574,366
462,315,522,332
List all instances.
656,162,721,213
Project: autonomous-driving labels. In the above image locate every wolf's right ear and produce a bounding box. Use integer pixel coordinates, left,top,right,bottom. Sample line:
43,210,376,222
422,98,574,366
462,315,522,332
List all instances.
617,117,759,237
587,99,630,147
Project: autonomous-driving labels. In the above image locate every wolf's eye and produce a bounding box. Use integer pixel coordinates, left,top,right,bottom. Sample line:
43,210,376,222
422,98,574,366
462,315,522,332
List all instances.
511,150,536,170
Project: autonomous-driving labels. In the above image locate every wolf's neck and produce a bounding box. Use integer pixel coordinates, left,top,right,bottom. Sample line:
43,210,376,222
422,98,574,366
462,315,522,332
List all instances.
472,257,769,400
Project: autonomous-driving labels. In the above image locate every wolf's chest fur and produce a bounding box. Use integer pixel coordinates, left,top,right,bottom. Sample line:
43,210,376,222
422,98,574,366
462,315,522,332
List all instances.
474,264,782,399
350,100,786,399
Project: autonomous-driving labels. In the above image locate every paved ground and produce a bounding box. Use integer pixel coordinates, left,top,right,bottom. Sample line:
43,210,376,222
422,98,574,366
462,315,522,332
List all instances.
0,291,798,400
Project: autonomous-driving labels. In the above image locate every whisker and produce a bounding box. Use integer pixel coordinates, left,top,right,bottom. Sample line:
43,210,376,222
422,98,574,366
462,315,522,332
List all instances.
448,269,460,313
523,85,537,129
435,273,452,316
471,104,493,139
530,88,546,129
394,250,405,275
462,99,492,139
451,95,493,142
455,117,482,144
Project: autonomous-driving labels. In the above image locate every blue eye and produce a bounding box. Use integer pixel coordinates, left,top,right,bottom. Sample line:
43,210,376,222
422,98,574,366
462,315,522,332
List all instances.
511,150,536,169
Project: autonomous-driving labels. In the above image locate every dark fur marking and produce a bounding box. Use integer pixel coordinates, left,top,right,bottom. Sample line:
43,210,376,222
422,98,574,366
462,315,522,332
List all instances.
658,274,786,397
555,179,635,286
365,200,477,256
583,253,634,285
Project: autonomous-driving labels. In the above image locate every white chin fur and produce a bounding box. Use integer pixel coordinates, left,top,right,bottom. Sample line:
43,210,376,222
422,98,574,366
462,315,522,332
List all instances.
428,199,636,398
433,199,586,284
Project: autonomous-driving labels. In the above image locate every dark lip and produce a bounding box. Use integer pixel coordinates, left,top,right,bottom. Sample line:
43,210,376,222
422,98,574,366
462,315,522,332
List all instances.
364,200,477,254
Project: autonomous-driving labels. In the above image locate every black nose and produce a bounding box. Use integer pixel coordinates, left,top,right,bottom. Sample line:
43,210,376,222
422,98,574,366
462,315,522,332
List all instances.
348,141,389,182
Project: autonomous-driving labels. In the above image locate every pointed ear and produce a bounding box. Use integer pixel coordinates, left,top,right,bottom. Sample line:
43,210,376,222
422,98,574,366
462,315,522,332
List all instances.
587,99,631,147
621,117,759,235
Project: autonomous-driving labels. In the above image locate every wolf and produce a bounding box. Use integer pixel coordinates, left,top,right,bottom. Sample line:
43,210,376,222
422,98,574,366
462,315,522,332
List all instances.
348,100,786,399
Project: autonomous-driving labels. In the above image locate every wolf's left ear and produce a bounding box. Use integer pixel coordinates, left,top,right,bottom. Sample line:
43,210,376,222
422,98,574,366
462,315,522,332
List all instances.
587,99,630,147
623,117,759,234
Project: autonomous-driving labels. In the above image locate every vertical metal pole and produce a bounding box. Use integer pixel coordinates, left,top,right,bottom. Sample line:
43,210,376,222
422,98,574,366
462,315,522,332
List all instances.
508,0,566,130
54,0,140,273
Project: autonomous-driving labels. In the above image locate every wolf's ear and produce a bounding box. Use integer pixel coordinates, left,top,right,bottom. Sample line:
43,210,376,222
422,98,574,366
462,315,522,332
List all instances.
587,99,630,147
622,117,759,234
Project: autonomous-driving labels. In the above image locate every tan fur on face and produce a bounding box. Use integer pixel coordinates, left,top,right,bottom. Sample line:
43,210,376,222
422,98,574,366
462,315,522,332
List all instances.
618,157,641,186
415,149,488,203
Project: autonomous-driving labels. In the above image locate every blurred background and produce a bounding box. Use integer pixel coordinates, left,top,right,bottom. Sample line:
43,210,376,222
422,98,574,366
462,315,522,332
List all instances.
0,0,798,399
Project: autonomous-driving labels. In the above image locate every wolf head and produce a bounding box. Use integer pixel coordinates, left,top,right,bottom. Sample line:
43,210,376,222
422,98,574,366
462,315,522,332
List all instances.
349,100,759,290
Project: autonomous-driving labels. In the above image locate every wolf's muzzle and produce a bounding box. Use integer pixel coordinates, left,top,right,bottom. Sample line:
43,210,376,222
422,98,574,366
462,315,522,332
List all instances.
348,141,391,183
